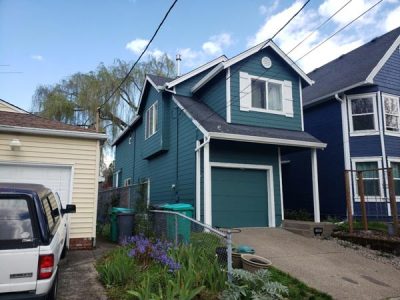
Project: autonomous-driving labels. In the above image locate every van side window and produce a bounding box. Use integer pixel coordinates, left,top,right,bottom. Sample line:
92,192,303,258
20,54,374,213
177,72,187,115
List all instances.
41,197,55,232
47,193,60,224
41,193,60,235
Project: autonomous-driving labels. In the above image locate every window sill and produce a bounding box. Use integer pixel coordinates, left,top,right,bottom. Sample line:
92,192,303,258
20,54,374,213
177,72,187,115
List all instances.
354,197,385,202
241,107,290,117
349,130,379,137
385,131,400,137
145,130,159,141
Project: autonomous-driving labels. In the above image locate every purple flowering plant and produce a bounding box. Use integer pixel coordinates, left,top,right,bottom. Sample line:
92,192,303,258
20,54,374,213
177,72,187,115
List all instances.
122,235,181,272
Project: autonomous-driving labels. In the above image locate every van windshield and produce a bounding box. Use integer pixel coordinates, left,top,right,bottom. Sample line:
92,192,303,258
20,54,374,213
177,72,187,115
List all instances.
0,198,33,241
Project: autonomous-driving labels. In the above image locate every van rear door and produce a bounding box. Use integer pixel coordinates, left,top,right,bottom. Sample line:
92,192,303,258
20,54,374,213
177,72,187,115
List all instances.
0,196,40,293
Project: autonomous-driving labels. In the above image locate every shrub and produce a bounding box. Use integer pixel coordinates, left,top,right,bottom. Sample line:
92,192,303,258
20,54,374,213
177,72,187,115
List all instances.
221,269,288,300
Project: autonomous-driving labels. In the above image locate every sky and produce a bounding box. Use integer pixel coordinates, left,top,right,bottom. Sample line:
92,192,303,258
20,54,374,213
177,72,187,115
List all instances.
1,0,400,111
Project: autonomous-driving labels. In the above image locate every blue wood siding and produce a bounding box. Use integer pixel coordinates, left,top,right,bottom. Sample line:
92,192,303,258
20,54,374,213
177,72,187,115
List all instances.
375,49,400,94
230,47,302,130
283,100,346,218
210,140,282,226
385,135,400,157
195,72,226,119
350,135,382,157
175,69,214,97
115,129,134,186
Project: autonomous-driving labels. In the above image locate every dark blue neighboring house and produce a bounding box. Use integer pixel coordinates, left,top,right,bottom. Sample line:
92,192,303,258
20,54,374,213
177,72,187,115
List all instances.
112,40,326,228
283,27,400,220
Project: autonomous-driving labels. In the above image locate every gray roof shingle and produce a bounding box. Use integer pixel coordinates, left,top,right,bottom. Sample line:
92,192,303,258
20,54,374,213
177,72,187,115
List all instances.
174,95,324,147
147,74,174,87
303,27,400,106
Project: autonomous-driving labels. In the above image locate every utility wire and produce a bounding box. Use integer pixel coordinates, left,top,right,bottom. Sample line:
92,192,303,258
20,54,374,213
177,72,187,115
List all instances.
296,0,384,61
99,0,178,110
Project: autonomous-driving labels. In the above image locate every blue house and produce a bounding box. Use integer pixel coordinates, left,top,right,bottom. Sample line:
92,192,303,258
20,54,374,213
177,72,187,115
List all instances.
112,40,326,228
283,27,400,220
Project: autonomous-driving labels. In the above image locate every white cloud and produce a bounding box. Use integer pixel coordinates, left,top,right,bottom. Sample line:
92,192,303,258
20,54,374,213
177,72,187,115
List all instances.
125,38,148,54
147,49,165,59
259,1,280,15
31,54,43,61
202,33,232,55
385,5,400,31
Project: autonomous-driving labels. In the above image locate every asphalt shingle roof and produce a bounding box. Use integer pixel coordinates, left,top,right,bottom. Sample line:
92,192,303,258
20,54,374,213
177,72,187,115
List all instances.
174,95,323,145
0,111,97,133
303,26,400,106
147,74,174,87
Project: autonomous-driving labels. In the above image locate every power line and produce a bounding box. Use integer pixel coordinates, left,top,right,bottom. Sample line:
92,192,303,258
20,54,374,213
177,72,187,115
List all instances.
99,0,178,110
296,0,384,61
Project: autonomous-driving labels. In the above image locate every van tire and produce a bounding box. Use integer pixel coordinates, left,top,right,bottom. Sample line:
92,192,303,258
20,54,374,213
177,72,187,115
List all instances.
47,271,58,300
61,242,67,259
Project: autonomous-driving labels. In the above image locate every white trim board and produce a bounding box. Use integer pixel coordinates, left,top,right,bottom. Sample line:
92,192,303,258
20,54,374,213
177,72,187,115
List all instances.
209,162,276,227
191,63,224,94
347,92,379,136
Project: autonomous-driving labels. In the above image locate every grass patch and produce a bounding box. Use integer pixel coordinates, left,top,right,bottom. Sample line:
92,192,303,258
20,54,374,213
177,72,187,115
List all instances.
336,221,388,233
269,266,332,300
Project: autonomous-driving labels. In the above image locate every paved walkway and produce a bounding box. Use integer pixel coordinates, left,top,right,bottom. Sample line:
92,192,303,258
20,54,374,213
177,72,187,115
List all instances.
234,228,400,300
58,238,115,300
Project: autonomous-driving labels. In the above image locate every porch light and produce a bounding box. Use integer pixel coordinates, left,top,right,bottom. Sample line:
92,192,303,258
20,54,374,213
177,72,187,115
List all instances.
9,138,22,151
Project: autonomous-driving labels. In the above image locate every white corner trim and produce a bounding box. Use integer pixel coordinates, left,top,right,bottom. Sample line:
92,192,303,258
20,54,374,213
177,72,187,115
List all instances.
299,78,304,131
191,63,224,94
203,142,211,226
0,100,27,113
0,125,107,140
311,148,320,223
171,96,209,136
166,56,227,89
367,34,400,82
209,162,276,227
226,67,231,123
278,147,284,221
195,140,201,221
209,132,327,149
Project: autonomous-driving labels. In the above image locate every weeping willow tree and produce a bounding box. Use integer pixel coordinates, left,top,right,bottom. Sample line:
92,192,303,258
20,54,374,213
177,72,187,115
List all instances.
32,55,176,139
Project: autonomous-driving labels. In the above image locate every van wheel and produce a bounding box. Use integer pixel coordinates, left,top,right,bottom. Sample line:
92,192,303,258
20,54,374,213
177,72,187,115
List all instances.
47,271,58,300
61,242,67,259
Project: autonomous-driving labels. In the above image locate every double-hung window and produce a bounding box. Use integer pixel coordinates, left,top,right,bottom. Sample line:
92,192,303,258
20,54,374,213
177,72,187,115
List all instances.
354,161,381,198
349,95,377,133
250,78,283,113
383,94,400,132
145,102,158,139
389,161,400,197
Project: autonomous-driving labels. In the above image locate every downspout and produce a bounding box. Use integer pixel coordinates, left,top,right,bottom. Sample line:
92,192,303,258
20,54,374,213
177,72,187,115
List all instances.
195,135,210,222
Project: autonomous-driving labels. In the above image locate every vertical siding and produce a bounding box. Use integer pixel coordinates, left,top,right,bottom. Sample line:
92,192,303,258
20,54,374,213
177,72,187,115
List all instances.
375,49,400,94
209,140,282,226
195,72,226,119
230,47,302,130
0,133,99,239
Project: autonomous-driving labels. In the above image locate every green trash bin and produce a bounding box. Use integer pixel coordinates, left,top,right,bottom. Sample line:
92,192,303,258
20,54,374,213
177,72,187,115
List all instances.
161,203,193,244
110,207,134,242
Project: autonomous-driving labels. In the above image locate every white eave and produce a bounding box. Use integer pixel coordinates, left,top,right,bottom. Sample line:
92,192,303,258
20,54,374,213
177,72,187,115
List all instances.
191,63,224,94
0,125,107,140
166,55,227,89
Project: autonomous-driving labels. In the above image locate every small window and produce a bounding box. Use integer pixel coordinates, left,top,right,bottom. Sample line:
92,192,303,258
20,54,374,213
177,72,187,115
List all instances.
250,78,283,112
124,178,132,187
390,162,400,196
355,161,380,196
384,95,400,132
350,96,377,132
41,194,60,235
145,102,158,139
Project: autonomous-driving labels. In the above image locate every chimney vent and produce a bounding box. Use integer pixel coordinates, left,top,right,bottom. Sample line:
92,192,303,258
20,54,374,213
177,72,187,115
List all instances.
176,54,182,77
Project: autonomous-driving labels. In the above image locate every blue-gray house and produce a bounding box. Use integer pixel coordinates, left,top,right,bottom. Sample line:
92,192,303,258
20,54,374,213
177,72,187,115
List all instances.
112,40,326,228
283,27,400,220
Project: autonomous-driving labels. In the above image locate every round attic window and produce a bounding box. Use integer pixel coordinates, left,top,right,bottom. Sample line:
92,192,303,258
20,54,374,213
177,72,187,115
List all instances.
261,56,272,69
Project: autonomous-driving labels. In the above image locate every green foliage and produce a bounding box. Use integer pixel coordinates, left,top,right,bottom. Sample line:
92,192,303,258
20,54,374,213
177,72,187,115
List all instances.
269,267,332,300
285,209,313,221
190,232,225,259
336,220,388,233
221,269,288,300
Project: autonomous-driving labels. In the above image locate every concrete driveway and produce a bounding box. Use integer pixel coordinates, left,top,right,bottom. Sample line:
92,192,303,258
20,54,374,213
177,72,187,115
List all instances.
234,228,400,300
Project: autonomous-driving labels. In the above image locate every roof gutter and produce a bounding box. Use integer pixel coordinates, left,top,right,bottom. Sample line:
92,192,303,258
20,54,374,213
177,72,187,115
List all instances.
0,125,107,140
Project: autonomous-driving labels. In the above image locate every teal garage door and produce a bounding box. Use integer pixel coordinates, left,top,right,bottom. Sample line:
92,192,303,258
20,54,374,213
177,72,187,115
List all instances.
212,167,268,228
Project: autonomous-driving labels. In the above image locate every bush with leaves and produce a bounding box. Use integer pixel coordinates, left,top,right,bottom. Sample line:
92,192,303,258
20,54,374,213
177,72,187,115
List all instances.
221,269,288,300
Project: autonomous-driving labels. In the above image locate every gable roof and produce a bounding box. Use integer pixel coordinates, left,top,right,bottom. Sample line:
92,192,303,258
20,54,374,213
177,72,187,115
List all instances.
147,74,174,87
0,111,106,140
173,95,326,149
0,99,28,113
303,26,400,107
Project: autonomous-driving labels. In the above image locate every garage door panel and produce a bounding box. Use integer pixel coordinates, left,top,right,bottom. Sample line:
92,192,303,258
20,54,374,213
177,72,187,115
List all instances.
212,167,268,228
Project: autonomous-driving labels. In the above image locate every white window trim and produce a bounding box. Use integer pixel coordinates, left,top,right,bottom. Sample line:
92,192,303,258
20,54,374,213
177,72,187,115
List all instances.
114,170,121,188
248,75,285,115
387,158,400,202
145,101,158,140
347,93,379,136
351,157,384,202
382,93,400,136
124,178,132,187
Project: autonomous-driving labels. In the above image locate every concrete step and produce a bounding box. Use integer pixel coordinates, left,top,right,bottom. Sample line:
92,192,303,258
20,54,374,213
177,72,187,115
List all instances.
282,220,337,238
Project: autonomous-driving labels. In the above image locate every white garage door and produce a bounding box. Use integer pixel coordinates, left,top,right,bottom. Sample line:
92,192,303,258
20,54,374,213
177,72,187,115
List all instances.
0,163,72,207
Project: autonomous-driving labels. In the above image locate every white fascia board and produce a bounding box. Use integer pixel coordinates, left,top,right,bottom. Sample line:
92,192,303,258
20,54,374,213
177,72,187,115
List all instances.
209,132,326,149
166,55,227,88
191,63,224,94
303,80,373,109
146,75,162,91
171,96,209,136
0,125,107,140
111,115,141,146
367,34,400,83
0,100,27,113
136,76,161,115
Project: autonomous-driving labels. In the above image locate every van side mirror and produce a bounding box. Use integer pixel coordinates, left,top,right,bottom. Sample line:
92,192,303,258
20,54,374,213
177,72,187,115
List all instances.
62,204,76,214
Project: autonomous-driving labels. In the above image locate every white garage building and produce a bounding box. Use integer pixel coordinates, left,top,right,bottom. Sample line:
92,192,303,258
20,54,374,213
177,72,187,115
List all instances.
0,99,106,249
